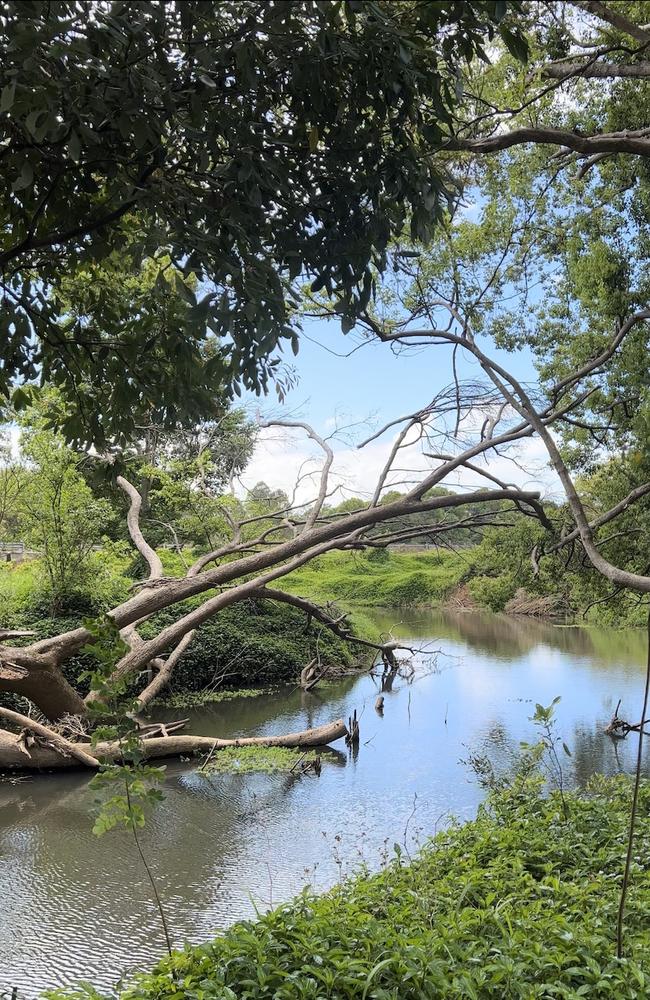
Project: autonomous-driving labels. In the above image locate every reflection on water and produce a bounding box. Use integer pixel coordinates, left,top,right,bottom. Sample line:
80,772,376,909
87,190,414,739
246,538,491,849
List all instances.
0,609,648,996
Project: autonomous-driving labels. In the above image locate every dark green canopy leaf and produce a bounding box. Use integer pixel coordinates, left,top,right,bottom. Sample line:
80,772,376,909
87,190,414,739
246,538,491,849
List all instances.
0,0,523,444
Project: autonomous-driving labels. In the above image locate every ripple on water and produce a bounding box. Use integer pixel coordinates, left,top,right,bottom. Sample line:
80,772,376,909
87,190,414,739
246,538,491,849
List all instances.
1,609,648,996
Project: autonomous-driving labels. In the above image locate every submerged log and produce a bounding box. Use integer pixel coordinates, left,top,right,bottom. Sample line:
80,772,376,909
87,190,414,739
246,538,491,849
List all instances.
0,718,349,771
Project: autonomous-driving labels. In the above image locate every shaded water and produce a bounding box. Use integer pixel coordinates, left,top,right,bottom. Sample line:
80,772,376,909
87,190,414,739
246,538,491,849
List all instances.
1,609,648,996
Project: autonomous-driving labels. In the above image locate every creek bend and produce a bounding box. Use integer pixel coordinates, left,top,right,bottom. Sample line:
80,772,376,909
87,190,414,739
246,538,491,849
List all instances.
1,608,648,996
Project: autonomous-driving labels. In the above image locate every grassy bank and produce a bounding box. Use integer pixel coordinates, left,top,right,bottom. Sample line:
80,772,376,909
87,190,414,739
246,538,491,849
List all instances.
48,775,650,999
283,548,465,607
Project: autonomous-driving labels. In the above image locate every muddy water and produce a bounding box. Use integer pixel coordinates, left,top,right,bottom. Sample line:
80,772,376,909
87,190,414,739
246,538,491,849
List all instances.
0,609,647,996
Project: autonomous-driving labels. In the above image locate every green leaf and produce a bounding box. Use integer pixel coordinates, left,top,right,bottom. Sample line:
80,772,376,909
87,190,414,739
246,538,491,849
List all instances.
132,117,150,149
11,386,31,410
500,26,529,63
12,159,33,191
0,80,16,112
67,129,82,162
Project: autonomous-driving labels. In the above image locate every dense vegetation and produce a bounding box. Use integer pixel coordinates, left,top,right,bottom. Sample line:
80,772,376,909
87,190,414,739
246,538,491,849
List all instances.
283,505,650,629
0,1,522,446
47,774,650,1000
4,1,650,995
0,561,367,705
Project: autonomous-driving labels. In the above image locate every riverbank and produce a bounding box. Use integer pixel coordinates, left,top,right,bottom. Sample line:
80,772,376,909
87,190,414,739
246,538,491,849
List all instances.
283,548,465,608
0,596,370,714
284,548,649,628
47,775,650,999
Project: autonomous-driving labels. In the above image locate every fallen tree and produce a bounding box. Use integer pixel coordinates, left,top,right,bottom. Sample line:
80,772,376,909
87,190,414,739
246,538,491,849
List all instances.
2,317,650,768
0,718,348,771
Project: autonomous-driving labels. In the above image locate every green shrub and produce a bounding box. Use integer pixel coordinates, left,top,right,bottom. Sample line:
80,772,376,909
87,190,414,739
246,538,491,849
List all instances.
0,598,368,708
47,776,650,999
0,545,132,618
468,573,518,612
137,599,368,693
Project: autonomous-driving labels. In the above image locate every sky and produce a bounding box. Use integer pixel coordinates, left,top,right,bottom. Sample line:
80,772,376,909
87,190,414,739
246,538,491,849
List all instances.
239,315,564,507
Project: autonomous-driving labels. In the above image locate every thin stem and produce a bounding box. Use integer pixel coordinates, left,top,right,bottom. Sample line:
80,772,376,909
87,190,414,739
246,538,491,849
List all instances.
616,610,650,958
124,770,174,959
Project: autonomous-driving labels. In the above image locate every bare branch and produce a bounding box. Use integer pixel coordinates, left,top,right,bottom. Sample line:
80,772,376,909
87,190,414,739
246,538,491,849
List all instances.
567,1,650,44
542,60,650,79
259,420,334,530
135,630,197,709
117,475,163,580
444,127,650,159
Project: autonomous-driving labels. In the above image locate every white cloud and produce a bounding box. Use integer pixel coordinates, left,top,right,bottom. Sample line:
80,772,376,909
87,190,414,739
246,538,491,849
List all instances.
238,423,563,507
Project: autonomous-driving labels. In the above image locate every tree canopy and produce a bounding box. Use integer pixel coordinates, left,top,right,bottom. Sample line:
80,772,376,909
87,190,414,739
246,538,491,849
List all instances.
0,0,525,444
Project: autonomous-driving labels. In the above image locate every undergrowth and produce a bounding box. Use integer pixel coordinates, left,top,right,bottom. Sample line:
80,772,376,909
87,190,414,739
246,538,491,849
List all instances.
46,772,650,999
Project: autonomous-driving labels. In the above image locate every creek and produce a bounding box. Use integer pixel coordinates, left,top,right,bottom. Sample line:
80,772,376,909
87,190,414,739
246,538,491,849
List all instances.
0,608,648,996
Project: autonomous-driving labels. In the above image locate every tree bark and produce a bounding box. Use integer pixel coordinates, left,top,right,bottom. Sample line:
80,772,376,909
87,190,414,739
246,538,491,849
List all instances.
0,718,348,770
0,707,100,768
0,668,87,719
135,630,197,709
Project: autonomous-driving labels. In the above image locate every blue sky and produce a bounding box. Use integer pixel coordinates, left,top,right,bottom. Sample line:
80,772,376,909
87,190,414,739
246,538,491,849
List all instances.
247,315,537,430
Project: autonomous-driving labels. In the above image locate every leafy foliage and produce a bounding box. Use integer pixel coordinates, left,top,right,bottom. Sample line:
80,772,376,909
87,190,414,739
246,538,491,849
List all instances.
10,423,114,612
46,775,650,999
79,618,166,837
139,598,367,694
0,0,524,444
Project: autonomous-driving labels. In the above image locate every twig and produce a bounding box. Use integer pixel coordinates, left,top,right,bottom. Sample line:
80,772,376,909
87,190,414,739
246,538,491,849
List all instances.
616,610,650,958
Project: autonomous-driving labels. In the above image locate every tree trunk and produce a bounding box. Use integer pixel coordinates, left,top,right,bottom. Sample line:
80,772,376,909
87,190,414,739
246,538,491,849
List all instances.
0,669,87,719
0,718,348,770
0,707,100,768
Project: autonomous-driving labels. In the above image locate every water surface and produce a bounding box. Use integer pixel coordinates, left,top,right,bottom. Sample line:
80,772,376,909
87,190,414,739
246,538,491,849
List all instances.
0,609,648,996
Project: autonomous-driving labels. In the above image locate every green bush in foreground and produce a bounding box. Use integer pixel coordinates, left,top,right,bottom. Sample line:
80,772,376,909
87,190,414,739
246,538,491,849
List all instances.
48,774,650,999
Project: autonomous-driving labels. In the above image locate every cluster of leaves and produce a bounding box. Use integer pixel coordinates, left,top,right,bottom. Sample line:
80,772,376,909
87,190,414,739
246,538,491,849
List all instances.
0,413,124,613
80,617,166,837
0,0,527,445
140,598,367,694
47,772,650,999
